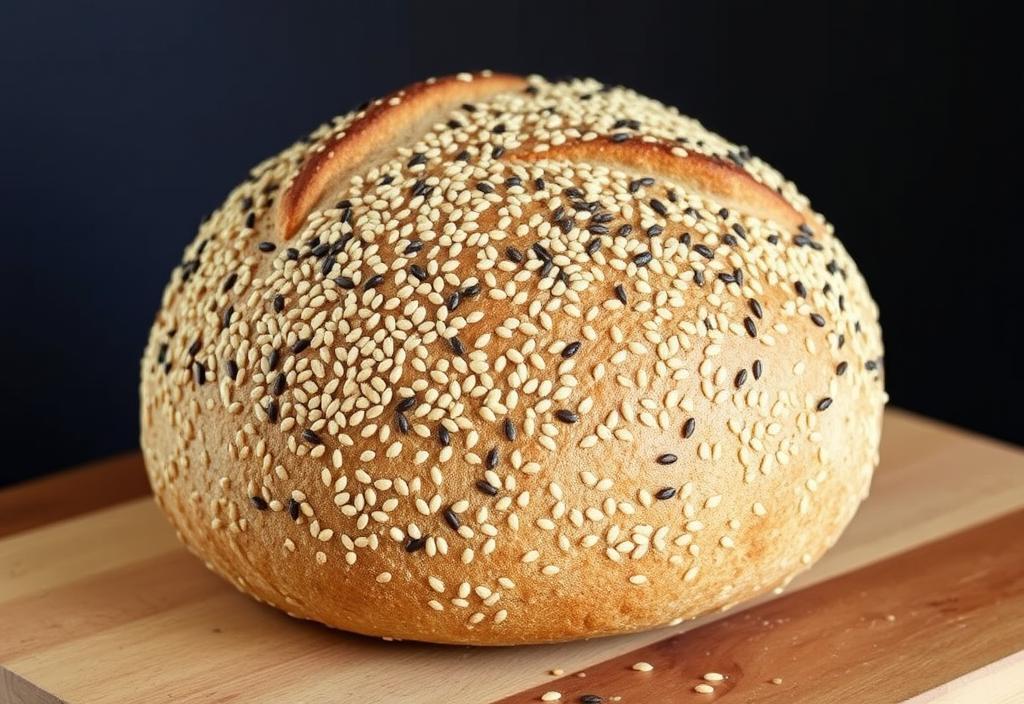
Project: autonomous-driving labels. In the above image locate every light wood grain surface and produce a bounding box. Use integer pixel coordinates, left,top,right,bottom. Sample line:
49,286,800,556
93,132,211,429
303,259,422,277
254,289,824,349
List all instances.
1,408,1023,704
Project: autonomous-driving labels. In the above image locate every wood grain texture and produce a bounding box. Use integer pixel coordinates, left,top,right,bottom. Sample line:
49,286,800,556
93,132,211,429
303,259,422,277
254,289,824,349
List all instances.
499,509,1024,704
0,453,149,539
1,409,1022,704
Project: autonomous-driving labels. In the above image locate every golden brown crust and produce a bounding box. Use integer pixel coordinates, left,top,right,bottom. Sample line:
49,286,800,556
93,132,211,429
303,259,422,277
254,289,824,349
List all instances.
140,72,886,645
276,73,528,239
514,137,807,230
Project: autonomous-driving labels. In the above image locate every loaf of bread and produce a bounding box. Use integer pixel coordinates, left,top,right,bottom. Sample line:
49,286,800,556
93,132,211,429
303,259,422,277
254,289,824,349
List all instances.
140,72,886,645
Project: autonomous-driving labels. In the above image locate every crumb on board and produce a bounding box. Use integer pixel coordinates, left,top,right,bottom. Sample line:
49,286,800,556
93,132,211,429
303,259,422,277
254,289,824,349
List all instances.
631,661,654,672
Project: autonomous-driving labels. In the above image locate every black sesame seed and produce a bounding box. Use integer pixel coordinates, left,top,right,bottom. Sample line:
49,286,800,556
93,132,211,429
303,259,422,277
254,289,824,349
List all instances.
748,299,763,319
795,280,807,298
650,199,668,216
810,313,826,327
461,283,481,297
657,453,677,465
503,418,517,441
817,397,833,411
682,418,696,438
475,480,498,496
580,695,605,704
693,268,705,286
718,272,736,284
288,498,300,520
302,429,322,444
404,240,423,254
266,398,278,423
866,359,878,371
397,396,416,412
408,153,427,167
486,447,499,470
646,224,664,237
732,223,747,239
291,338,310,354
611,132,629,142
273,294,285,312
617,224,633,238
334,276,355,289
272,373,286,396
837,361,849,375
614,283,628,304
753,359,763,380
192,362,206,385
694,243,715,259
744,317,758,338
222,305,234,329
722,234,738,247
364,274,384,290
506,246,524,263
477,181,494,194
735,369,748,388
532,243,552,261
156,342,168,364
455,149,471,162
258,241,276,252
438,425,451,447
225,359,238,381
447,291,461,312
222,272,237,293
555,409,579,424
505,176,523,187
633,251,652,267
655,487,677,500
562,341,582,358
586,238,602,255
449,336,465,356
405,537,427,553
443,507,461,530
251,496,268,511
396,412,410,434
188,338,202,357
267,349,280,371
410,264,428,281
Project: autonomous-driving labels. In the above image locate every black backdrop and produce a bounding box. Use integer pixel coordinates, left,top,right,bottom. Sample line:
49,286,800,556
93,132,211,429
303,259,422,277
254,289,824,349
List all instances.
1,1,1019,486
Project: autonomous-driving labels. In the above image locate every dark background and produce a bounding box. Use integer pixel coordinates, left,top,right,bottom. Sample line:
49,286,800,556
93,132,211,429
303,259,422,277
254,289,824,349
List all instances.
1,1,1019,486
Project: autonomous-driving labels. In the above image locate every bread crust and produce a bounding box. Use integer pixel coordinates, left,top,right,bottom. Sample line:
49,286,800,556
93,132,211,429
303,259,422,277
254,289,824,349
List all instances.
141,72,885,645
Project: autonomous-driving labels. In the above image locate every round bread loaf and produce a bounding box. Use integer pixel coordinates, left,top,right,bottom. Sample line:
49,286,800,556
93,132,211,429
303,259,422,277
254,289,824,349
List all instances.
140,71,886,645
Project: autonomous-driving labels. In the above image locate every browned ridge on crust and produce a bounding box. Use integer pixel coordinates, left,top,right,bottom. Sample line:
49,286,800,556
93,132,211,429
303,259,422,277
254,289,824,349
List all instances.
141,71,886,645
277,73,529,239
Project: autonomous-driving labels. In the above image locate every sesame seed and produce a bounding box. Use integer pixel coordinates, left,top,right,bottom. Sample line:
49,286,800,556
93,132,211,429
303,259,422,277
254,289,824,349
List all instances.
656,453,677,465
632,662,654,672
655,487,676,500
476,480,498,496
817,397,833,411
614,284,628,304
555,410,579,424
251,496,268,510
562,341,582,358
682,418,696,438
810,313,826,327
302,429,323,444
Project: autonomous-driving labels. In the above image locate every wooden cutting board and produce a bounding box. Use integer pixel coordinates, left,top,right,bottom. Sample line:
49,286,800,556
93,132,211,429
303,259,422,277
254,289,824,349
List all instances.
2,408,1023,703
